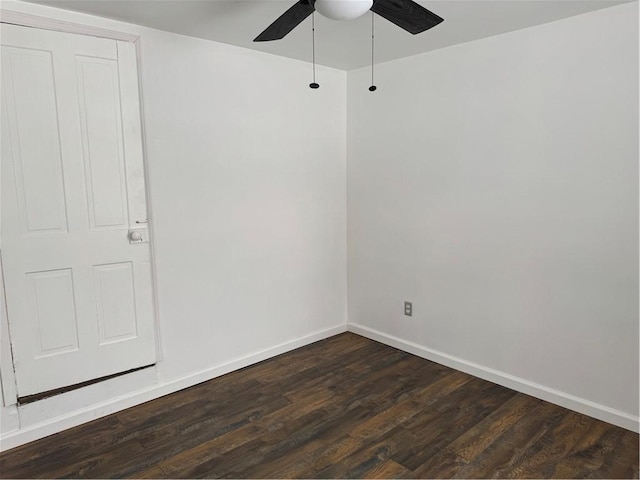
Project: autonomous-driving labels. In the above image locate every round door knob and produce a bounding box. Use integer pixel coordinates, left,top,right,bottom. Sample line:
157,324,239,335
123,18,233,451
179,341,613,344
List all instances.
130,231,143,241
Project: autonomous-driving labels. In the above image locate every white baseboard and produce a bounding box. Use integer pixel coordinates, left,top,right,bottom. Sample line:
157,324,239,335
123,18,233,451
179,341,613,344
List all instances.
0,324,348,451
348,323,639,433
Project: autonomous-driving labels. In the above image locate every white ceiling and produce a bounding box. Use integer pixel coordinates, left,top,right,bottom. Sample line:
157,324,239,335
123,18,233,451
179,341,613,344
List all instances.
28,0,631,70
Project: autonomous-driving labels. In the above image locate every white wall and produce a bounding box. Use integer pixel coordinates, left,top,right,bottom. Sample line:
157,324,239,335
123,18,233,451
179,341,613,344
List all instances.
347,3,638,430
0,0,347,446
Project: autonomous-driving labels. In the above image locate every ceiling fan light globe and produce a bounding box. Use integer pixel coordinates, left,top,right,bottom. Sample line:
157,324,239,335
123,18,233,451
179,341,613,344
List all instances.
314,0,374,21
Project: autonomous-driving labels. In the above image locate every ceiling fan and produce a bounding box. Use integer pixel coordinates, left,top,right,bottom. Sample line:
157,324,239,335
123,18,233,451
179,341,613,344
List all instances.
254,0,444,42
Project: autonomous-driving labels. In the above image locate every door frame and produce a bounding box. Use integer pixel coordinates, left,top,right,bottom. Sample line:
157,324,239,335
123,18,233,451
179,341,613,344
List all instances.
0,10,162,407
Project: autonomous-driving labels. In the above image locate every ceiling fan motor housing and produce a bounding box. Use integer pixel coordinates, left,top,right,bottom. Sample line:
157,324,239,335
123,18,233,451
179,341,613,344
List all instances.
314,0,374,21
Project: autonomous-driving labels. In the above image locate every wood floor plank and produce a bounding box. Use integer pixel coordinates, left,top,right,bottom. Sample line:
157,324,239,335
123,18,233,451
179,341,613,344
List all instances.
410,448,473,479
237,407,376,478
0,446,77,479
117,394,292,478
116,377,265,426
134,391,290,449
273,341,401,400
42,438,150,479
546,418,639,479
349,369,471,442
592,429,639,479
393,380,518,470
212,406,376,478
0,414,124,474
417,399,561,478
252,334,382,386
126,464,168,479
162,403,370,478
312,426,419,478
361,458,413,478
0,332,637,479
156,385,340,476
502,410,608,478
447,393,546,462
252,434,364,478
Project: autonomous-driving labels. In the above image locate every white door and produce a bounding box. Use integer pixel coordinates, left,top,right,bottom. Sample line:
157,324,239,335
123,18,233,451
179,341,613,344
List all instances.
1,24,156,397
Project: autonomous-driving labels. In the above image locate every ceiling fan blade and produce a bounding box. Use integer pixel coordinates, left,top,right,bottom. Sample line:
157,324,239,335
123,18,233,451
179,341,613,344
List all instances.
371,0,443,35
254,0,315,42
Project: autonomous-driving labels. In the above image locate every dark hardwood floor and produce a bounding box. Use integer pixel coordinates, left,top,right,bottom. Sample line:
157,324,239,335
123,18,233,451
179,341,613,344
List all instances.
0,332,637,478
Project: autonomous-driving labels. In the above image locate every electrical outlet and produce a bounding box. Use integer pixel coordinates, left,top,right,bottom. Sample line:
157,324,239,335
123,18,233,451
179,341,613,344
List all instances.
404,301,412,317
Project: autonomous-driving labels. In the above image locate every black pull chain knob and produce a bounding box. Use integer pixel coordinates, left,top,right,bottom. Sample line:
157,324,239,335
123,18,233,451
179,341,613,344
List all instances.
309,13,319,90
369,13,377,93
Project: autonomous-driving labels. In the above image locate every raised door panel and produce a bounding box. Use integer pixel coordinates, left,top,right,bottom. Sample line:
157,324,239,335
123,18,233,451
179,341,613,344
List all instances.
93,262,138,345
26,269,79,357
1,46,68,235
76,56,129,230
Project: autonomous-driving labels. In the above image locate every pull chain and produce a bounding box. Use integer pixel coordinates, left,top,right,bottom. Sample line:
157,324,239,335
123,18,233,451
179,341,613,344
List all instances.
309,12,319,89
369,12,377,92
